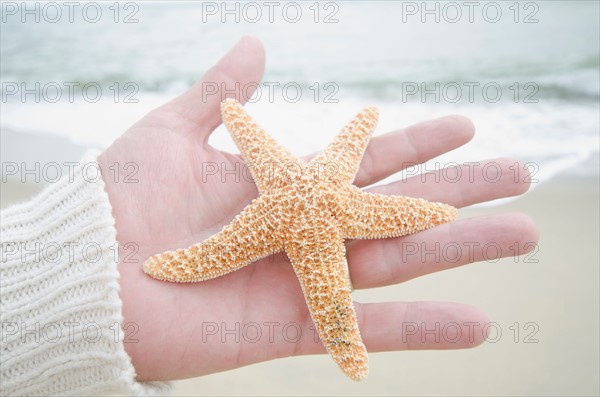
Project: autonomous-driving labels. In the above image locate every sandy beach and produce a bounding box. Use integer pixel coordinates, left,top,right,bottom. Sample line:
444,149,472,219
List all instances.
2,173,598,396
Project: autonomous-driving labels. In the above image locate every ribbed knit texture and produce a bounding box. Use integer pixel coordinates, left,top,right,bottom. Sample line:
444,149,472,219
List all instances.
1,151,172,396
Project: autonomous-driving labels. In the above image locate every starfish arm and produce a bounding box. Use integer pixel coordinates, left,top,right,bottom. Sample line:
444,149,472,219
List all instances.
340,188,458,239
286,217,368,381
310,107,378,184
221,98,303,193
144,196,283,282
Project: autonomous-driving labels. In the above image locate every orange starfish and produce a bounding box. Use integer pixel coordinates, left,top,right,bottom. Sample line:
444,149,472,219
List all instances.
144,98,457,380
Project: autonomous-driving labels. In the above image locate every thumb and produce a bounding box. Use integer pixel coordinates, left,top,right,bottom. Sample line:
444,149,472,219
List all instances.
165,35,266,136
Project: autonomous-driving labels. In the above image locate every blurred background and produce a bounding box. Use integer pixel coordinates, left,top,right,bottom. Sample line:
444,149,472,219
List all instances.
1,1,599,395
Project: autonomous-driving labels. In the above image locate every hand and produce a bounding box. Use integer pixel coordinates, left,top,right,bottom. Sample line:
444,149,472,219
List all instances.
98,36,539,381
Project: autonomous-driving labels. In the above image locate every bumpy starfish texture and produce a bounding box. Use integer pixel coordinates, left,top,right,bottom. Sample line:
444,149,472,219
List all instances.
144,98,458,380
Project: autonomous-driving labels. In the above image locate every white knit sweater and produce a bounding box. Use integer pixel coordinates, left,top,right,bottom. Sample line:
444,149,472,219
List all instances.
0,151,172,396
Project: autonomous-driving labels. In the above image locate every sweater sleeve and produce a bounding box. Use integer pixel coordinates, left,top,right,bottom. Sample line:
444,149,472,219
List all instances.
0,150,173,396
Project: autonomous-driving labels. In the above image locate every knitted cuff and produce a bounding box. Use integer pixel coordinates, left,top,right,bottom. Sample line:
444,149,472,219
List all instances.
1,150,172,396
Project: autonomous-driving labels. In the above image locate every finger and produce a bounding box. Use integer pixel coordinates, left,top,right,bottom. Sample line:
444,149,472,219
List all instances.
164,36,265,136
348,213,539,289
360,301,490,352
368,158,532,208
296,301,489,355
353,115,475,187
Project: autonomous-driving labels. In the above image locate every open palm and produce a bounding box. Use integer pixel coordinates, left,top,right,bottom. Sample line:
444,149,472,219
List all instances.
98,37,538,382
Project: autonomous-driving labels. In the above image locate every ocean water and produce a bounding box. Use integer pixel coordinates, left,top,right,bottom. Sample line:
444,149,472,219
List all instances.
1,1,599,186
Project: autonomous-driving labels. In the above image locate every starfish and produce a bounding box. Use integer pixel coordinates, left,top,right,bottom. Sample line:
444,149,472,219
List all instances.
144,98,457,380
